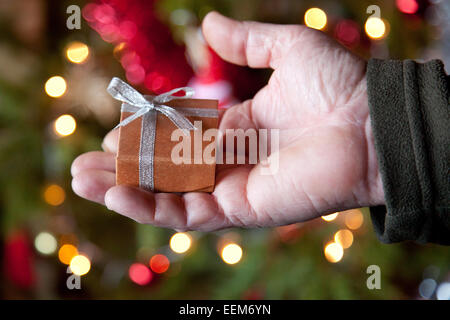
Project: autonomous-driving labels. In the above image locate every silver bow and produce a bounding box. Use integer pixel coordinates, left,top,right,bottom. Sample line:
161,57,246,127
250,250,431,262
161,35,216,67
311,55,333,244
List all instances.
107,77,196,134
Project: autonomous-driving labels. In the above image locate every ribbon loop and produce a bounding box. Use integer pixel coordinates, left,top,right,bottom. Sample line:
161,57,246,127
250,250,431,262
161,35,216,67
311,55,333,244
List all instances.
107,77,196,133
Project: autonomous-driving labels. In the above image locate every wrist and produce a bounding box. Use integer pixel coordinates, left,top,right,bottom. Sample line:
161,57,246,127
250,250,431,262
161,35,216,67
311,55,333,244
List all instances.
361,76,385,207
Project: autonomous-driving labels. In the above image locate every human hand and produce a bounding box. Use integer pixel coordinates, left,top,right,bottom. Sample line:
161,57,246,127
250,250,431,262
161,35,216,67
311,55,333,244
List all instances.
71,12,384,231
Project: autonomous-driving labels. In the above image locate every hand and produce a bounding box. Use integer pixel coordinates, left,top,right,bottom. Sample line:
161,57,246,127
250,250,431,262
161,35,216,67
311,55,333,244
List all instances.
71,12,384,231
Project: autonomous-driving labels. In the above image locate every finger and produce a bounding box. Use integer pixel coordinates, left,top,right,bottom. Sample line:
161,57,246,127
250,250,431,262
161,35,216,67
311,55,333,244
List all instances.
202,11,307,69
219,99,257,131
101,129,119,154
104,186,231,231
71,151,115,177
71,169,116,205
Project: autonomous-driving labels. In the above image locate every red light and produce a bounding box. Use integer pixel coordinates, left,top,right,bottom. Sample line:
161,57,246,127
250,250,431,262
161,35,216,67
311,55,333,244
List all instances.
128,263,153,286
125,64,145,84
119,21,137,40
149,254,170,274
396,0,419,14
334,20,360,48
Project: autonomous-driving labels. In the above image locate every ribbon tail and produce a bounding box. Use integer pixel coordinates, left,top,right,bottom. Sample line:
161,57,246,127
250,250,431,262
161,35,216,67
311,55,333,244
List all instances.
113,107,149,130
156,105,196,136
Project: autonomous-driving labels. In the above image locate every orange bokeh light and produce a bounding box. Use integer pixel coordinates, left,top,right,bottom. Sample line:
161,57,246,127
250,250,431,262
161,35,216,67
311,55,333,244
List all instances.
149,254,170,274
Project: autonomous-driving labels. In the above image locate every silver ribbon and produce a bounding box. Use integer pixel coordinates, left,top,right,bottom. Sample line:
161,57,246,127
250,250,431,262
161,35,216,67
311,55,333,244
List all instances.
107,77,197,135
107,77,218,191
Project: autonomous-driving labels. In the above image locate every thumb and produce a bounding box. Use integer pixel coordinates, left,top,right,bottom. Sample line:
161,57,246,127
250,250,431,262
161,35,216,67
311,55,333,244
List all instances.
202,11,307,69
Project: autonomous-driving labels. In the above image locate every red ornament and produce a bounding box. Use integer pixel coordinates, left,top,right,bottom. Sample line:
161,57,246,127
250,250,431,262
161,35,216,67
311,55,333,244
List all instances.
4,231,36,289
83,0,194,93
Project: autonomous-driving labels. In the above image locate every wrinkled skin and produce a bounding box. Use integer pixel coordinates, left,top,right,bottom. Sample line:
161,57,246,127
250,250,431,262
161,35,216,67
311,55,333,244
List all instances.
71,12,384,231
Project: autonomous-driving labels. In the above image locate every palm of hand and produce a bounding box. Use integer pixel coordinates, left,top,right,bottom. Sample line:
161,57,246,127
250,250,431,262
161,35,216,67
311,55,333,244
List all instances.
71,13,384,231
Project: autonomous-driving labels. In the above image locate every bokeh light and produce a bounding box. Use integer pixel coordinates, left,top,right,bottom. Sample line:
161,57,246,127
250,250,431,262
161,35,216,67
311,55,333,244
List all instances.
34,232,57,255
321,212,338,222
221,243,243,265
58,244,78,265
129,263,153,285
334,229,354,249
149,254,170,274
54,114,76,137
324,242,344,263
396,0,419,14
344,209,364,230
304,8,327,30
45,76,67,98
43,184,65,206
419,278,437,299
436,282,450,300
69,254,91,276
335,20,360,48
66,41,90,64
169,233,192,254
365,17,387,40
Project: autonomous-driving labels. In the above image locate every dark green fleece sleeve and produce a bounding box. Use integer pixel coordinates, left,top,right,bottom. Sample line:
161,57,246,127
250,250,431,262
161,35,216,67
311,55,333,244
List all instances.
367,59,450,245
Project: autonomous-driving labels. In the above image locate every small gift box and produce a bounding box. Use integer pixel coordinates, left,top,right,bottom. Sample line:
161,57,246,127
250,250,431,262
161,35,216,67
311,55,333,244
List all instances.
107,78,219,193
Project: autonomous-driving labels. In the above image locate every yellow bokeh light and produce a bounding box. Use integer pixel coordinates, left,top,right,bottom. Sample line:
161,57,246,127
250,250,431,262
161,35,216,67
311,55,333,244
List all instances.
365,17,386,39
54,114,76,136
58,244,78,265
66,41,89,64
334,229,354,249
69,254,91,276
34,232,57,255
321,212,338,222
344,209,364,230
304,8,327,30
45,76,67,98
324,242,344,263
113,42,127,59
169,232,192,254
43,184,65,206
221,243,243,265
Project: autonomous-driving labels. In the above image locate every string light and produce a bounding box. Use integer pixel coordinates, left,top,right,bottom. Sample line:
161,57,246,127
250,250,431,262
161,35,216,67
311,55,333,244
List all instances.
436,282,450,300
418,278,437,299
365,17,387,40
129,263,153,285
58,244,78,265
43,184,65,206
221,243,243,265
169,232,192,254
321,212,338,222
334,229,354,249
54,114,77,137
344,209,364,230
335,20,360,48
66,41,90,64
396,0,419,14
149,254,170,274
45,76,67,98
324,242,344,263
34,232,57,255
304,8,327,30
69,254,91,276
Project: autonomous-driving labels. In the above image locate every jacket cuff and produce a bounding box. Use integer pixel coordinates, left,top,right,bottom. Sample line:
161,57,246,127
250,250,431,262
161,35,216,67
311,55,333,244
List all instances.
367,59,450,244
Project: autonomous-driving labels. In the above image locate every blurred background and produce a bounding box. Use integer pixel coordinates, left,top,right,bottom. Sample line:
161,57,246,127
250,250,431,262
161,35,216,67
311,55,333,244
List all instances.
1,0,449,300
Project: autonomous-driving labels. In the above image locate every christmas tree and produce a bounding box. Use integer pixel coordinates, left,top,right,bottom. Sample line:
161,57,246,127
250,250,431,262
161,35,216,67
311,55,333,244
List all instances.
1,0,449,300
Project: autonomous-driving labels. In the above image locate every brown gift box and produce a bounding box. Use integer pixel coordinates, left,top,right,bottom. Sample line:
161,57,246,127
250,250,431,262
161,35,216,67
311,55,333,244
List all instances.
115,91,219,193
